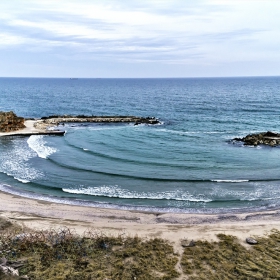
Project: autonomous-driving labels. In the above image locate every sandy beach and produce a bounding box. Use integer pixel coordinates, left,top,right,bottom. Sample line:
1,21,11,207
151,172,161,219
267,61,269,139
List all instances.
1,190,280,253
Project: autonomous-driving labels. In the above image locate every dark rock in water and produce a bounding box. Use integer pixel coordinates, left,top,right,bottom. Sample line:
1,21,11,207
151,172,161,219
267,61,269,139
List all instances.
232,131,280,147
246,237,258,245
264,131,278,137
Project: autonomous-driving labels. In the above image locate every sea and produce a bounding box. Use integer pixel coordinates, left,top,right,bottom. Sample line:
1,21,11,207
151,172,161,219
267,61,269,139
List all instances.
1,77,280,214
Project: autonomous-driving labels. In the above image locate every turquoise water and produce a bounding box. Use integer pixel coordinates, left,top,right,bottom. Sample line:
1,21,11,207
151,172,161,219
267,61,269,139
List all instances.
1,77,280,213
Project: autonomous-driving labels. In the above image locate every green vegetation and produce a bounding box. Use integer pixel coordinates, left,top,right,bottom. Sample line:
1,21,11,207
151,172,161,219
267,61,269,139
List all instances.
1,216,280,279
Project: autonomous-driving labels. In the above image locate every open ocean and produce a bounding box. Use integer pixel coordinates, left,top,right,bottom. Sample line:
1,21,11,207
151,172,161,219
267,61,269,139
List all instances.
1,77,280,213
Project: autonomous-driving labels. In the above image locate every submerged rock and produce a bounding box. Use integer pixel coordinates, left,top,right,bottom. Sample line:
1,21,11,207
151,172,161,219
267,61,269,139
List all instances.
233,131,280,147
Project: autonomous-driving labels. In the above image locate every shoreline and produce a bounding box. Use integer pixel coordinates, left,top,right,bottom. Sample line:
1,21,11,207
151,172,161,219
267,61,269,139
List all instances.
1,181,278,215
1,120,280,248
1,190,280,251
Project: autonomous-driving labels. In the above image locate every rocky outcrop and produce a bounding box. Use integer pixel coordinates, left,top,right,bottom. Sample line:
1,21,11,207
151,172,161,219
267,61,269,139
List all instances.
0,111,25,132
233,131,280,147
35,115,159,130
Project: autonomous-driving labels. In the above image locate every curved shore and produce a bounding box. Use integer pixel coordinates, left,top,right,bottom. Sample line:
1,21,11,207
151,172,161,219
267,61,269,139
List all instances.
1,118,280,249
1,189,280,252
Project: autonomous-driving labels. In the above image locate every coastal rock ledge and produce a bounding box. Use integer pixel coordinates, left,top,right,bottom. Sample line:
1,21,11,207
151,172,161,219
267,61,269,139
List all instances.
34,115,159,130
233,131,280,147
0,111,25,132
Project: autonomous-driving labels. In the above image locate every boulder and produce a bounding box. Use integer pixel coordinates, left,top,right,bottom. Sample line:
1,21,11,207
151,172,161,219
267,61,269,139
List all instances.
233,131,280,147
0,111,25,132
181,239,196,247
246,237,258,245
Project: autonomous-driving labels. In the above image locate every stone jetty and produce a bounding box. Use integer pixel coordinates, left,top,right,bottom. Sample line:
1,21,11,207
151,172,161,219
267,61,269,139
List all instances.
233,131,280,147
0,113,159,137
34,115,159,130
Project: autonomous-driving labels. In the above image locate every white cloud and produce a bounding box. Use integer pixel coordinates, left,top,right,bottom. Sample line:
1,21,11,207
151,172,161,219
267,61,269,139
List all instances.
0,0,279,77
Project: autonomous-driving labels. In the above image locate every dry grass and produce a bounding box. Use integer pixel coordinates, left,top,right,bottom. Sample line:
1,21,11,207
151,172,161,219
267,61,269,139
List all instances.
181,230,280,280
1,216,280,280
0,227,179,280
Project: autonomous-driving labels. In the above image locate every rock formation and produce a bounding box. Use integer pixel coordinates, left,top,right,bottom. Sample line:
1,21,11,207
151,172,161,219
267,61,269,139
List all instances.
34,115,159,130
0,111,25,132
233,131,280,147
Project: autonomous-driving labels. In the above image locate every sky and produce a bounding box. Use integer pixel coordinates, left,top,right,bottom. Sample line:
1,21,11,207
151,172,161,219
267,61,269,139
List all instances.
0,0,279,78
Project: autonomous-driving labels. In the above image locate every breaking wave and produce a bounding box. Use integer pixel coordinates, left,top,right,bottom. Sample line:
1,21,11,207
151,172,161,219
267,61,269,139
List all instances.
62,185,212,202
27,135,57,159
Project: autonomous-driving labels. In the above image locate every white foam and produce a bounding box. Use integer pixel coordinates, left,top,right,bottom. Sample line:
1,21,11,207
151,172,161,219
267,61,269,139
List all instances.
211,180,249,183
62,185,212,202
156,128,227,136
14,177,30,184
0,138,43,182
14,177,30,183
27,135,57,159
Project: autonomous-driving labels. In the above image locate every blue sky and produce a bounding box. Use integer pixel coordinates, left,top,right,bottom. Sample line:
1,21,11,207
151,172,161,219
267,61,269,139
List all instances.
0,0,279,78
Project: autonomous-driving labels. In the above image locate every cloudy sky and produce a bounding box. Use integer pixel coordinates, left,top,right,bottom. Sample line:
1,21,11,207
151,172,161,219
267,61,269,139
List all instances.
0,0,279,78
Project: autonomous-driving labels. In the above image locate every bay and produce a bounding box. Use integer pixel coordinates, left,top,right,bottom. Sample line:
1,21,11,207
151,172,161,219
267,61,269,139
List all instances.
1,77,280,213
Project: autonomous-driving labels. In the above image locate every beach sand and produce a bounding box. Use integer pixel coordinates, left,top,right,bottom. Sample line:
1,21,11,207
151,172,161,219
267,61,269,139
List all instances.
0,120,42,136
1,190,280,253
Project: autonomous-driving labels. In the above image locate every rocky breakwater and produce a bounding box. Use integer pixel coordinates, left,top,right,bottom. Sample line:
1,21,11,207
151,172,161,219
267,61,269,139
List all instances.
34,115,160,130
233,131,280,147
0,111,25,132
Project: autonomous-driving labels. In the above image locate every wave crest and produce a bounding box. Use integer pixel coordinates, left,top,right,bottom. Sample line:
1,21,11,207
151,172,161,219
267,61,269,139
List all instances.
27,135,57,159
211,180,249,183
62,185,212,202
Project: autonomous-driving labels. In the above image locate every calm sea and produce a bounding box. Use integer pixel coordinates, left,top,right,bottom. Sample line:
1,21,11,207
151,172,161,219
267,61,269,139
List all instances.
1,77,280,213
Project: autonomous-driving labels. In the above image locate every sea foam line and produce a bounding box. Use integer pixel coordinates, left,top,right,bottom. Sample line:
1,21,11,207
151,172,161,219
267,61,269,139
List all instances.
62,185,212,202
0,183,217,214
211,180,249,183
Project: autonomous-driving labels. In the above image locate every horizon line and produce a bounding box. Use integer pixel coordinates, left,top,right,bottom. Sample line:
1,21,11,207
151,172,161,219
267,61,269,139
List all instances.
0,75,279,79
